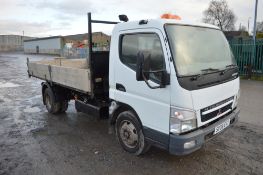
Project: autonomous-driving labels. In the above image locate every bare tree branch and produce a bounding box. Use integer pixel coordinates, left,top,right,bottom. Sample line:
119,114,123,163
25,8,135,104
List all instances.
202,0,237,31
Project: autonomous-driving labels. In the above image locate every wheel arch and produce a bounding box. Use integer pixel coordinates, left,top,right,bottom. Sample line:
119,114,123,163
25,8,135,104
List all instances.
109,101,143,127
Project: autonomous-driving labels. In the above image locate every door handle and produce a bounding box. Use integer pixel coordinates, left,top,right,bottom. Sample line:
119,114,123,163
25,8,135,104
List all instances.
116,83,126,92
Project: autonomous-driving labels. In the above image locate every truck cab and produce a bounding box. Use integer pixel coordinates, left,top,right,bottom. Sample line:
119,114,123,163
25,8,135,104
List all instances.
109,19,240,155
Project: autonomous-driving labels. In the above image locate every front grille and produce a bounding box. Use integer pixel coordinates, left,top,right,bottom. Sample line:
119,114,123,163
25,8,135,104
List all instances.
201,97,234,122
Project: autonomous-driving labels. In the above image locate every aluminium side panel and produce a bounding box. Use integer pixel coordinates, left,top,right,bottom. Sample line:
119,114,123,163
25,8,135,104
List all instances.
28,62,51,80
28,62,91,93
51,66,91,92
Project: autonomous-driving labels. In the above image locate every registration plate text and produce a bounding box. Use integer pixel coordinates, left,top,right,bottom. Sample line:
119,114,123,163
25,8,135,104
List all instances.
214,119,230,135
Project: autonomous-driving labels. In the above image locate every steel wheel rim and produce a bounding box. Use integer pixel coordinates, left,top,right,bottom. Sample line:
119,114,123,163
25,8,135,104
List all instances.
119,120,138,149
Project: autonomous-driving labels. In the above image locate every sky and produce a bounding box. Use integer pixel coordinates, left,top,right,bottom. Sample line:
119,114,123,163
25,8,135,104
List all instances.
0,0,262,37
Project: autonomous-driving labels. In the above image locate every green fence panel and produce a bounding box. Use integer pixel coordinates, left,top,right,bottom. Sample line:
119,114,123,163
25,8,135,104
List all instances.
229,39,263,76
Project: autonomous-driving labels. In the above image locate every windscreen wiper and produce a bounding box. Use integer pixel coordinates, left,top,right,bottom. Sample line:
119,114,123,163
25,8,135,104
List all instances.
201,68,220,73
221,64,238,75
187,68,219,81
190,74,202,81
179,74,202,81
182,68,221,81
225,64,238,69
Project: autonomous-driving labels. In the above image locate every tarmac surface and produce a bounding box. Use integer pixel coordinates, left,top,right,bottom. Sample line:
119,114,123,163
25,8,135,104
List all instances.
0,52,263,175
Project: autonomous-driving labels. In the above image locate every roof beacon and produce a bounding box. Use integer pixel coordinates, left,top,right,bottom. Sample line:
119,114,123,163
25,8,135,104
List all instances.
161,13,181,20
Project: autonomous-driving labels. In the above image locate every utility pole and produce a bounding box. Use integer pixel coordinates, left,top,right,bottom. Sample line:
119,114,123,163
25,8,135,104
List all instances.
253,0,258,45
251,0,258,75
22,30,24,41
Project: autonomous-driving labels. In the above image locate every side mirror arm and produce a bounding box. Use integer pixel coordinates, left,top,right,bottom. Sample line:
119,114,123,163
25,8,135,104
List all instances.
142,71,161,89
142,69,170,89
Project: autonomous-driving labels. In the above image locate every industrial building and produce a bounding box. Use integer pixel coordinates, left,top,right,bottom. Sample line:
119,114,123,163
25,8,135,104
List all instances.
0,35,33,52
23,32,110,56
24,36,63,55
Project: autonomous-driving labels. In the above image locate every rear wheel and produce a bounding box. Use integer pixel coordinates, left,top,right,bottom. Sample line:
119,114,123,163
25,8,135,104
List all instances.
116,110,150,155
44,88,61,114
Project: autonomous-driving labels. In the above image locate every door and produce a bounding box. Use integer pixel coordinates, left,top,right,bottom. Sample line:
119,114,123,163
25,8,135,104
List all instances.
114,28,171,134
36,46,39,54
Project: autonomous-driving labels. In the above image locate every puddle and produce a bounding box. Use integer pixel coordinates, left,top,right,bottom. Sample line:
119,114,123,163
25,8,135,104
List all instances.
23,106,41,113
0,82,21,88
30,127,48,135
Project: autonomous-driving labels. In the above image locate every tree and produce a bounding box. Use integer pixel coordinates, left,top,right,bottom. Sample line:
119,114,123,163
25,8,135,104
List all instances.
203,0,237,31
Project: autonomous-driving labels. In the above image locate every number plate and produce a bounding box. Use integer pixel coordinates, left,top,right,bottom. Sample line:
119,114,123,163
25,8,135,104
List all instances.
214,119,230,135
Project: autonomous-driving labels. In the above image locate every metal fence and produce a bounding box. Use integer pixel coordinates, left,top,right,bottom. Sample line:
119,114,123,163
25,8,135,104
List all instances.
229,39,263,76
61,48,88,59
61,47,109,59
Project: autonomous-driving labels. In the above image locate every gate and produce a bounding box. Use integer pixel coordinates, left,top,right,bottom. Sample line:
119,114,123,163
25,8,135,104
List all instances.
229,39,263,76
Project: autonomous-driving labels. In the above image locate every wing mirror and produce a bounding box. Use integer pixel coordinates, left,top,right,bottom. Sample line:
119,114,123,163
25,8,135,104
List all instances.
136,52,170,89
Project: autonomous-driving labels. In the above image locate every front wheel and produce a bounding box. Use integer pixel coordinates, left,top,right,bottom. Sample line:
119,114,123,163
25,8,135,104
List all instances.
115,111,150,155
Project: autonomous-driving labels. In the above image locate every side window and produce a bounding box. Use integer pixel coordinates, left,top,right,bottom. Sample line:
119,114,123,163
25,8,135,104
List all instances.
120,35,138,70
120,33,165,82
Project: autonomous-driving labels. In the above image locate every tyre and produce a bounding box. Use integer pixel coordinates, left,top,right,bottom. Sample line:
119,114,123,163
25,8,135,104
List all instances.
60,101,68,113
43,88,61,114
115,110,150,155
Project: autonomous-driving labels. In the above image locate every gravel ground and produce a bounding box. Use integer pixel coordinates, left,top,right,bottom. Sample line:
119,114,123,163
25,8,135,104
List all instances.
0,52,263,175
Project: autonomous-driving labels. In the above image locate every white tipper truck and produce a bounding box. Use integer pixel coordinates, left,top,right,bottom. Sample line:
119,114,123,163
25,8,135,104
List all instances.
27,13,240,155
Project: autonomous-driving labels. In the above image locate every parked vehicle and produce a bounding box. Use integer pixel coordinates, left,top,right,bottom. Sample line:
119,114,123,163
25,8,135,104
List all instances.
27,13,240,155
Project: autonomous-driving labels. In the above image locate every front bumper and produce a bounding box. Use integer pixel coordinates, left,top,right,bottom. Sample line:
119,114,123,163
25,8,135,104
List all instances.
169,108,240,155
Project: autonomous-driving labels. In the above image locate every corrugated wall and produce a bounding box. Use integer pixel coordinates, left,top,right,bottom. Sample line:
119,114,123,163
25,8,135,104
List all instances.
24,37,62,55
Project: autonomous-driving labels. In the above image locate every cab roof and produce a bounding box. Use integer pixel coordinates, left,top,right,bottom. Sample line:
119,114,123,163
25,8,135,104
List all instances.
114,18,220,31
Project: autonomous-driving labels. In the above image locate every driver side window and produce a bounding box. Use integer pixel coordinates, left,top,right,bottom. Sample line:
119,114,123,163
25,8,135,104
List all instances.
120,33,165,82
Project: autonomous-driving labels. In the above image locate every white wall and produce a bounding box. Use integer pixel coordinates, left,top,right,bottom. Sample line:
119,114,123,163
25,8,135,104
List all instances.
24,37,62,55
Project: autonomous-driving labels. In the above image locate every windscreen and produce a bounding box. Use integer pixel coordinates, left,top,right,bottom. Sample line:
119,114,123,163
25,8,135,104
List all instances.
165,25,236,76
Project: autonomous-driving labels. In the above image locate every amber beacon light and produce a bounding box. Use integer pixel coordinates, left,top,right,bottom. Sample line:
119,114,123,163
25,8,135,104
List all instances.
161,13,181,20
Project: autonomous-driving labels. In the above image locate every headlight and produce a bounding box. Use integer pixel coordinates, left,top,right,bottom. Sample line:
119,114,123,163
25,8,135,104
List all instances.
237,89,241,99
233,89,240,108
170,107,197,134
